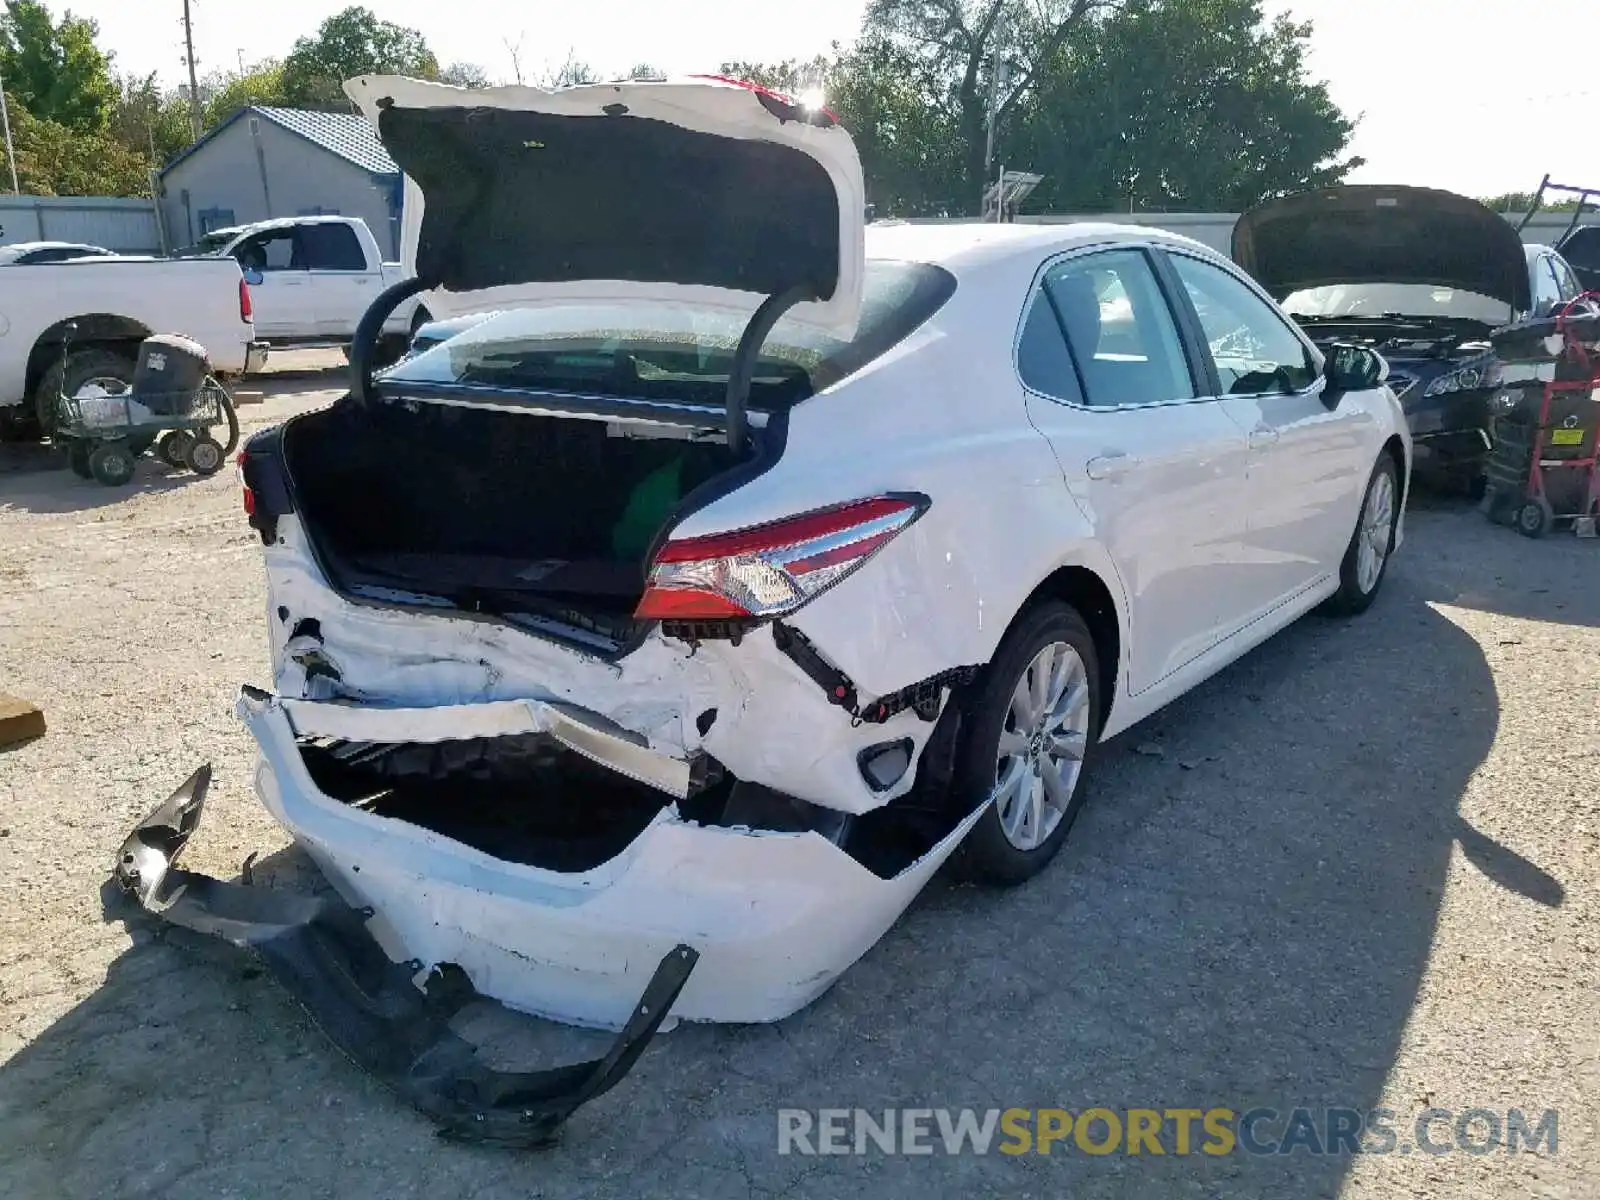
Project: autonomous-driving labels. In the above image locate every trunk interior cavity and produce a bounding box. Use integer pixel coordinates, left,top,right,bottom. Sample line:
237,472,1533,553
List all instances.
282,397,760,646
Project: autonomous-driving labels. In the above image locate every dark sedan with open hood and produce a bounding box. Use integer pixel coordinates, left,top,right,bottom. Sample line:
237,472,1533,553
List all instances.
1234,186,1547,492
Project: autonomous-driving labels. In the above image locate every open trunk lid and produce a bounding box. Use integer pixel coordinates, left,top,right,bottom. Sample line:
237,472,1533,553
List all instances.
346,74,866,333
1232,185,1532,312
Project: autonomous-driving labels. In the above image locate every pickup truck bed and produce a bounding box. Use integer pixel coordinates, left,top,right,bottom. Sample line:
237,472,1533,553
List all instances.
0,256,263,438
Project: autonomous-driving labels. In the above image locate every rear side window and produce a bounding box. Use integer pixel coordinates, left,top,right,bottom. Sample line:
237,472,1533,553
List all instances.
1021,249,1194,408
390,260,956,411
298,223,366,271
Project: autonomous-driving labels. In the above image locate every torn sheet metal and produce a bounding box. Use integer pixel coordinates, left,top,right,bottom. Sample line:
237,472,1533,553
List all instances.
108,764,697,1149
240,687,990,1028
264,515,943,814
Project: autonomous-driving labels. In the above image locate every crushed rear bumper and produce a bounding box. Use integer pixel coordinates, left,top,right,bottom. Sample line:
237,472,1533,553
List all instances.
106,764,697,1150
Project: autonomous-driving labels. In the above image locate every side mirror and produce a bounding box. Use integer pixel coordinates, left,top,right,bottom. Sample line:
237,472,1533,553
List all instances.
242,267,264,286
1324,343,1386,402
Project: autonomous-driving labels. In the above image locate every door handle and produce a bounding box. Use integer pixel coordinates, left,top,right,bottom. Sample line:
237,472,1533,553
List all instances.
1248,427,1280,449
1086,452,1139,481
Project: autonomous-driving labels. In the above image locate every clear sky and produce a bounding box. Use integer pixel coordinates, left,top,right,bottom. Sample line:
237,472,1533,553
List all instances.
68,0,1595,201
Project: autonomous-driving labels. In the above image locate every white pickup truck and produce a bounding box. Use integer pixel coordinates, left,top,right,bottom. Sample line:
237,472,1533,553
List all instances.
176,216,426,360
0,255,264,438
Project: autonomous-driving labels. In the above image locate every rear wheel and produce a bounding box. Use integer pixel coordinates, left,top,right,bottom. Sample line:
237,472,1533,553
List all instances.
35,349,137,436
952,602,1101,886
1324,455,1400,615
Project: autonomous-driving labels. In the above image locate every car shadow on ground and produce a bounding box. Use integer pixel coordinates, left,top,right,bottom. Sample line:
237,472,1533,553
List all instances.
0,521,1525,1199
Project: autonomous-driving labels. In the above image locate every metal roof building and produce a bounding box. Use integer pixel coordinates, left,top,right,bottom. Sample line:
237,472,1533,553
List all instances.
156,106,401,256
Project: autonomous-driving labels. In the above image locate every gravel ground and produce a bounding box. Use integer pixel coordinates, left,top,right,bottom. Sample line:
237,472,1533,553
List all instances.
1,365,1596,1199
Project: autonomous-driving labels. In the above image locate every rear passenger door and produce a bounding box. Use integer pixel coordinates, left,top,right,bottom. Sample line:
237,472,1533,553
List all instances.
1017,245,1255,694
1159,248,1372,617
297,223,375,337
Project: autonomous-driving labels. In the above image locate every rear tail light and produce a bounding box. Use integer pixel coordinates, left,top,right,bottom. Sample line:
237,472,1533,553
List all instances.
635,494,928,622
236,449,256,516
238,276,253,323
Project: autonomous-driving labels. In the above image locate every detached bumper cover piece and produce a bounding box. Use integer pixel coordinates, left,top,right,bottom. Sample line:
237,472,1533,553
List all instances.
107,764,698,1149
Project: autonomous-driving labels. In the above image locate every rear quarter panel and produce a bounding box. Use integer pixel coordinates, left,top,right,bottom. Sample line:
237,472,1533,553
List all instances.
0,258,253,387
670,281,1130,699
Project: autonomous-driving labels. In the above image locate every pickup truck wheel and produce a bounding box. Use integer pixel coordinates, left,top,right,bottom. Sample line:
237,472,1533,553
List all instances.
35,349,137,436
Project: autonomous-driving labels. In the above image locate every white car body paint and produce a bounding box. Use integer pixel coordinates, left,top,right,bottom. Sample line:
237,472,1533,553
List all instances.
240,85,1412,1027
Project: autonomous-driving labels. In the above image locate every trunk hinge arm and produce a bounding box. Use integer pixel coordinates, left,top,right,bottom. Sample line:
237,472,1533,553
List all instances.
725,285,815,451
349,275,438,407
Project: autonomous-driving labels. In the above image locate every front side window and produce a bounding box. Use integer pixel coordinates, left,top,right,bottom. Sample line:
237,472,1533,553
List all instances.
1022,248,1194,408
1533,257,1563,312
1169,253,1318,395
237,231,297,273
1552,257,1582,301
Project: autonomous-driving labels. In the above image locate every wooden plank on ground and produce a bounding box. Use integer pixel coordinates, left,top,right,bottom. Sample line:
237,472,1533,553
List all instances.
0,695,46,747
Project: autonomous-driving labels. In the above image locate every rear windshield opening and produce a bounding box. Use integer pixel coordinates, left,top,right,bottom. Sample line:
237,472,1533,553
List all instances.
387,259,956,411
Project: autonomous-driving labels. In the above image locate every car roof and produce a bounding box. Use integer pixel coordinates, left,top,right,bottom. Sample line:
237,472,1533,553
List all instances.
863,220,1221,273
2,241,108,253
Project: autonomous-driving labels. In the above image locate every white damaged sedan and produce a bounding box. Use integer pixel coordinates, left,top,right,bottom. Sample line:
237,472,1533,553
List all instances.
112,75,1410,1144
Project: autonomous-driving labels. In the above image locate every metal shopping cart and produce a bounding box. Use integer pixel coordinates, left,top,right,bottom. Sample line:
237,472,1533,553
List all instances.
1483,294,1600,537
51,328,240,487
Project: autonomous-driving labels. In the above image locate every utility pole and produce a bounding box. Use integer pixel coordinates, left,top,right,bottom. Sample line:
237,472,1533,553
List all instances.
182,0,202,140
0,64,19,194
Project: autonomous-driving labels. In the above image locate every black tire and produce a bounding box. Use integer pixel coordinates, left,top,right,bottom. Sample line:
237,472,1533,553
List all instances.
951,601,1102,886
157,430,194,468
1323,455,1401,616
67,441,93,478
184,433,225,476
88,441,136,487
34,348,137,436
1516,498,1553,539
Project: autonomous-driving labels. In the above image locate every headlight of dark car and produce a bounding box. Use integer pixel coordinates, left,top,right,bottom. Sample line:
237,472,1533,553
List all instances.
1423,356,1502,397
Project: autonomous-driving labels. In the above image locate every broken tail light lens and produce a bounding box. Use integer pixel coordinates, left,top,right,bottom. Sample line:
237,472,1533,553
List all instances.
635,495,928,621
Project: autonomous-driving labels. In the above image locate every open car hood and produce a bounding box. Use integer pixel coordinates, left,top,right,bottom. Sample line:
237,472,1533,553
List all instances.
348,75,867,333
1232,186,1531,312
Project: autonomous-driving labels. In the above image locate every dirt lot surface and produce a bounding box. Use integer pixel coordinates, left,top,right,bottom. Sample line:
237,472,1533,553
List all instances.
2,358,1597,1199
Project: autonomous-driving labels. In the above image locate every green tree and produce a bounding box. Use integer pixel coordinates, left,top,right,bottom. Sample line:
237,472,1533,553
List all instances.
108,73,192,165
1014,0,1361,211
1481,192,1583,214
280,6,439,109
0,0,116,131
439,61,491,87
202,60,288,124
861,0,1119,212
8,89,151,194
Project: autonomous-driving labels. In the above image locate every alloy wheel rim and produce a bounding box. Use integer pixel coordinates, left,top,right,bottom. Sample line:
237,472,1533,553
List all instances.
993,640,1091,852
1356,471,1395,594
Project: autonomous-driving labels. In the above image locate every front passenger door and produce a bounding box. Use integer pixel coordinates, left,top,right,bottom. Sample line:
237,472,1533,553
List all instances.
1161,250,1373,618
